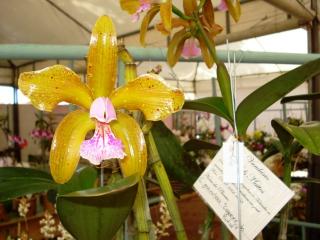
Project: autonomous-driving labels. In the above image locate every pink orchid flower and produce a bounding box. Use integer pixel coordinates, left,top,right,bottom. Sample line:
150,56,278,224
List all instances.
132,0,151,22
181,38,201,59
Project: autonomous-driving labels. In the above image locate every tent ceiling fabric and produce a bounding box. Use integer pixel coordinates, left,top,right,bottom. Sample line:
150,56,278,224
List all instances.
0,0,311,45
0,0,312,85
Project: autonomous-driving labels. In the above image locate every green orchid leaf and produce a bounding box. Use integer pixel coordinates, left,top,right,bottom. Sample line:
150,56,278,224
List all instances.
281,92,320,104
183,97,233,124
272,119,320,155
217,62,233,118
262,140,281,161
58,166,98,195
57,174,139,240
271,119,294,151
150,121,202,187
0,167,53,181
237,58,320,135
183,139,220,152
0,167,57,202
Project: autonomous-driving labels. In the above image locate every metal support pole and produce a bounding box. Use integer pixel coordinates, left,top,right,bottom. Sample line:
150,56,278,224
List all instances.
263,0,315,22
307,1,320,239
0,45,320,65
12,67,21,162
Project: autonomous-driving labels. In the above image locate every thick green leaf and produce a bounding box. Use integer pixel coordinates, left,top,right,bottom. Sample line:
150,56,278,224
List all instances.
0,167,57,201
183,97,233,124
0,167,52,181
281,92,320,104
262,140,281,161
272,119,320,155
58,166,98,195
150,121,202,187
237,58,320,135
57,174,139,240
217,62,233,118
0,180,57,202
271,119,294,151
183,139,220,152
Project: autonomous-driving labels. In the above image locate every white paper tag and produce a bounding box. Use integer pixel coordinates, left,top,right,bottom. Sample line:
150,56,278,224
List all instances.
223,138,244,183
194,136,294,240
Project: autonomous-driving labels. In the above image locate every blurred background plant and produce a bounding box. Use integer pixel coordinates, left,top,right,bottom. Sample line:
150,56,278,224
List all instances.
0,113,28,167
29,112,56,167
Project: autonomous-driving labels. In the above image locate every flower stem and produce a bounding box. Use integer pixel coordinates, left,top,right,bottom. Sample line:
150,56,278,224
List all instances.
278,151,292,240
133,178,155,240
201,209,214,240
172,5,192,21
147,132,188,240
194,15,218,63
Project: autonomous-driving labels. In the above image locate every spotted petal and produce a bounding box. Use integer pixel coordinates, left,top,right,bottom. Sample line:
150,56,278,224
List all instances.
50,110,95,184
110,113,147,176
18,65,93,111
87,16,118,98
110,74,184,121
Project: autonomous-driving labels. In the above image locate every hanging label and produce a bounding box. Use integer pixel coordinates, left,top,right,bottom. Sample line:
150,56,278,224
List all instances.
223,139,244,183
193,136,294,240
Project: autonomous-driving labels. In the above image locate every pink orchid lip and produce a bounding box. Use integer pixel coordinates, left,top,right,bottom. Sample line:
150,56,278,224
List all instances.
81,97,126,165
217,0,228,11
80,122,126,165
181,38,201,59
90,97,117,123
131,0,151,22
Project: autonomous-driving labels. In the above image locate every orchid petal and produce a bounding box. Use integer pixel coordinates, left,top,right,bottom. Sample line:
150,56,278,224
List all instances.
203,0,215,26
183,0,197,16
167,28,191,67
50,110,95,184
155,18,189,35
198,36,214,68
225,0,241,22
18,65,93,111
110,74,184,121
140,5,160,46
110,112,147,176
120,0,141,14
159,0,172,33
87,16,118,98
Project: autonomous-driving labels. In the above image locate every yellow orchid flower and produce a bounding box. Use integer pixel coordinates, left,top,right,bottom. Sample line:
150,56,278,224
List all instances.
18,16,184,184
156,0,223,68
119,0,172,45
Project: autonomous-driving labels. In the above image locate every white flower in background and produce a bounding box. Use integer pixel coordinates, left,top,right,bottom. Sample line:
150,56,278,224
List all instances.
57,222,74,240
291,183,303,201
154,196,172,238
18,197,30,218
39,211,56,239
